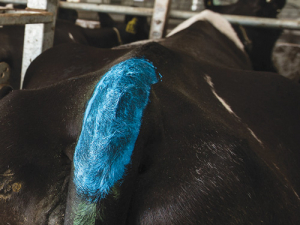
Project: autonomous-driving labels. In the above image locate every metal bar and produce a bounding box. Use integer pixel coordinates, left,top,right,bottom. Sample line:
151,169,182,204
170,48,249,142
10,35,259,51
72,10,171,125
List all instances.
1,1,300,30
60,2,153,16
169,10,300,30
0,9,52,25
1,0,299,30
60,3,300,30
149,0,171,39
20,0,59,89
0,0,26,3
223,14,300,30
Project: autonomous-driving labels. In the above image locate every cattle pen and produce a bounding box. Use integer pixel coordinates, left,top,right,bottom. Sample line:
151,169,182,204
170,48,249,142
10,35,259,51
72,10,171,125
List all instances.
0,0,299,87
0,0,300,224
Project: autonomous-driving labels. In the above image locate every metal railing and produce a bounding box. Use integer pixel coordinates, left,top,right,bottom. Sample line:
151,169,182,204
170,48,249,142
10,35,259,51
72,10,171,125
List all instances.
60,2,300,31
0,0,59,88
1,0,300,31
0,9,53,25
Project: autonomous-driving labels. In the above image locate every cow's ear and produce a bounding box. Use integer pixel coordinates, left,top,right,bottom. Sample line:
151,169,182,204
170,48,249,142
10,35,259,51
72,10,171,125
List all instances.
124,4,142,24
270,0,286,10
268,0,286,14
57,8,78,24
125,17,138,34
0,62,12,99
204,0,213,8
125,16,149,40
258,0,286,17
98,12,115,28
0,85,12,100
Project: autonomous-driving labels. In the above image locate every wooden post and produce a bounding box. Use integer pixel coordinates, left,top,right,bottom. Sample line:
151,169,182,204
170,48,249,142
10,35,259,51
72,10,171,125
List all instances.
20,0,59,89
149,0,171,39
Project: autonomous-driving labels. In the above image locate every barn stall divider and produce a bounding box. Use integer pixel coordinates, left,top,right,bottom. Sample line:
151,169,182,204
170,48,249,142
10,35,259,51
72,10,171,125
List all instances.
0,0,59,89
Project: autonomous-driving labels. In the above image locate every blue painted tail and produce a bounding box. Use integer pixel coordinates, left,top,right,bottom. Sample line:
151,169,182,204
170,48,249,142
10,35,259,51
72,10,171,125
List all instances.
73,57,160,203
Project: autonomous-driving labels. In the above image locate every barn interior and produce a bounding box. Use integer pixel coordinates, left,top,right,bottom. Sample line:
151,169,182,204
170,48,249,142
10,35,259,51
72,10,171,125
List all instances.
0,1,300,224
0,0,299,88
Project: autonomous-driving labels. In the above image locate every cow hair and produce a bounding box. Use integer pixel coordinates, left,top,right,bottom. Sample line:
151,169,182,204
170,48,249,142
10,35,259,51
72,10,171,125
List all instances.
73,58,161,203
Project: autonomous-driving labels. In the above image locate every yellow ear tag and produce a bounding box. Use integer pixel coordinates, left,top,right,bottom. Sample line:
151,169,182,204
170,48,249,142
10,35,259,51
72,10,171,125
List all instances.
126,17,138,34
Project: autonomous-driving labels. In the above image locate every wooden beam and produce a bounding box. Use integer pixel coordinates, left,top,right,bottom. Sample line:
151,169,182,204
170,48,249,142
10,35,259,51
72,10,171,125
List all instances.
149,0,171,39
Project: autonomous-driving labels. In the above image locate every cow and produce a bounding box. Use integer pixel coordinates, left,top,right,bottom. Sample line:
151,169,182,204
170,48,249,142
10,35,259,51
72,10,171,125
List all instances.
204,0,286,72
1,9,300,225
0,61,12,99
0,8,149,90
55,12,149,49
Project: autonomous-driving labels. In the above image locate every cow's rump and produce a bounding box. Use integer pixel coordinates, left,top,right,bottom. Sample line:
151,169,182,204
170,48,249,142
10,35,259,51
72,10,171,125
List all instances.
1,10,300,225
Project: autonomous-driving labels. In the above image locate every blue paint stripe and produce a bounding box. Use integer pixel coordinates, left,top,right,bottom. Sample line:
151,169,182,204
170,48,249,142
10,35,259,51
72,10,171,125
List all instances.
73,58,160,202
